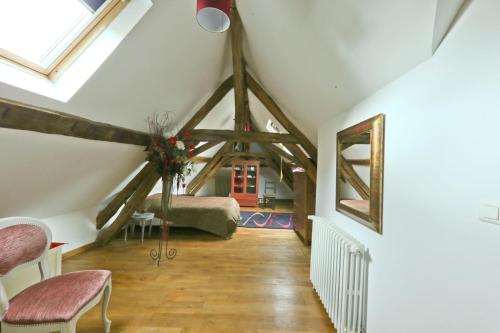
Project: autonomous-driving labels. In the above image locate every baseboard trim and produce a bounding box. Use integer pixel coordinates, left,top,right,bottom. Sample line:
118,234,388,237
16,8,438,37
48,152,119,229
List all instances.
62,242,97,260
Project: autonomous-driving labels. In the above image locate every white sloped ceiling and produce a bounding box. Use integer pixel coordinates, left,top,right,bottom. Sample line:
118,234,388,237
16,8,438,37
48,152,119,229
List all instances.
237,0,463,142
0,0,464,218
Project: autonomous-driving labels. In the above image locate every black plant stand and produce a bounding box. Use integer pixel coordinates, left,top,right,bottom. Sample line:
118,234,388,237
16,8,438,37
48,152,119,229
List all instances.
150,221,177,266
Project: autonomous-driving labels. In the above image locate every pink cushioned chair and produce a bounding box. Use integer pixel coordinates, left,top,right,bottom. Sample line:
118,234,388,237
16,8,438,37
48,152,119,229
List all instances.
0,217,112,333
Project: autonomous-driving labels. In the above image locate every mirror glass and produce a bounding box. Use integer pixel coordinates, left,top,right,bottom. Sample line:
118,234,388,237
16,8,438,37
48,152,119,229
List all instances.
336,114,385,233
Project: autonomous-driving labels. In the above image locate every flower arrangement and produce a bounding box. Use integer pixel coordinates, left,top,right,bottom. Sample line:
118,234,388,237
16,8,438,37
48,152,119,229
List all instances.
147,114,195,190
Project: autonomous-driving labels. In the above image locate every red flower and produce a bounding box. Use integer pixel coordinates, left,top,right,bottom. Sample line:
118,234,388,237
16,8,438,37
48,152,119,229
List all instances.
187,150,194,158
188,143,195,150
168,137,177,146
183,131,192,139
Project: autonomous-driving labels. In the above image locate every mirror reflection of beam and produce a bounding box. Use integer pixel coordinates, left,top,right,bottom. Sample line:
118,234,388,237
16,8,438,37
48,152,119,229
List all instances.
339,156,370,200
340,133,370,150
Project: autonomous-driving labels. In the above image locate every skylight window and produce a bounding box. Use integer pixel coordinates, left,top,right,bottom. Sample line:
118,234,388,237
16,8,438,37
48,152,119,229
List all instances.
0,0,125,78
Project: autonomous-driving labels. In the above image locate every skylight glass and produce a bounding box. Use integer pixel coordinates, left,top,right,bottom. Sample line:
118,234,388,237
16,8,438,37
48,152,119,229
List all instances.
0,0,108,69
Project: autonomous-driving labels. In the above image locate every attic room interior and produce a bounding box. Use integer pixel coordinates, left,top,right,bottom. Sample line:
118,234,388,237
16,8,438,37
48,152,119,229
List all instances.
0,0,499,332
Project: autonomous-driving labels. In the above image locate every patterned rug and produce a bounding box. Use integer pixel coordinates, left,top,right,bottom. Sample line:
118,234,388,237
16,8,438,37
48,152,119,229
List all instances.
239,211,294,229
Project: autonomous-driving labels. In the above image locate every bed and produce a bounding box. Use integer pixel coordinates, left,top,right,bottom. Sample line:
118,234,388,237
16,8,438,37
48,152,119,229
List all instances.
142,194,240,239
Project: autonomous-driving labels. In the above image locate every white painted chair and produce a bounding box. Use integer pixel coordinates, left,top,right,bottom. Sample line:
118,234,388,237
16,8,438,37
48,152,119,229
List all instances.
0,217,112,333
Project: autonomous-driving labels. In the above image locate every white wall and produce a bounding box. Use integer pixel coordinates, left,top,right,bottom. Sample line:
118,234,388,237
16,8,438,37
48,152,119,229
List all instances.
316,2,500,332
42,208,100,253
259,168,293,200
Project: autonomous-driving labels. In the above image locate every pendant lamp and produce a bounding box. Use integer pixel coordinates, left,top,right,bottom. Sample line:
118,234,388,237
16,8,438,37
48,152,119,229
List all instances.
196,0,232,33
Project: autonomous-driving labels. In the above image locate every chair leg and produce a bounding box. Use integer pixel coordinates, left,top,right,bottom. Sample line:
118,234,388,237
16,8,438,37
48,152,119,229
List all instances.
102,283,112,333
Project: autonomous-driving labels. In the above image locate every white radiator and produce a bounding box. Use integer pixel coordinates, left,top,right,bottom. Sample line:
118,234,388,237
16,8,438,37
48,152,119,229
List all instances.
309,216,367,333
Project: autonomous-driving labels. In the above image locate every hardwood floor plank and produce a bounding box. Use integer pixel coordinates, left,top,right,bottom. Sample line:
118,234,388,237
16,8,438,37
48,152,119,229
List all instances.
63,228,334,332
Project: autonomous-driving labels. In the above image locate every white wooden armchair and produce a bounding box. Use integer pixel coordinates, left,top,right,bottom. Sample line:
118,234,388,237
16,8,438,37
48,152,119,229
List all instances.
0,217,112,333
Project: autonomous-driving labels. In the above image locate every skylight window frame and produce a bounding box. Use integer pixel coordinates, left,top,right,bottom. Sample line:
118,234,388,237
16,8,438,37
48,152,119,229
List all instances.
0,0,128,80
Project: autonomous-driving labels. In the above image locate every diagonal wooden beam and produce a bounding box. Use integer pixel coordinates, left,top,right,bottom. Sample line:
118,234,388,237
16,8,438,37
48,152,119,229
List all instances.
246,73,317,163
261,143,300,165
191,156,212,164
192,141,223,157
284,143,317,184
189,129,298,144
96,166,161,244
96,162,157,229
178,75,234,134
340,156,369,200
186,142,233,194
0,98,150,146
187,156,227,195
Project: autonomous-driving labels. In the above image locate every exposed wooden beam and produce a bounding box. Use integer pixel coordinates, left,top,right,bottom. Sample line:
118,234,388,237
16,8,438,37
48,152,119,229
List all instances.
341,133,371,150
223,162,271,168
230,5,249,134
346,159,370,166
188,156,231,195
178,76,234,134
224,152,269,159
285,143,317,184
192,141,223,156
186,142,233,194
189,129,298,144
246,73,317,163
96,166,161,244
96,162,156,229
261,143,300,165
340,156,369,200
191,156,212,164
0,98,150,146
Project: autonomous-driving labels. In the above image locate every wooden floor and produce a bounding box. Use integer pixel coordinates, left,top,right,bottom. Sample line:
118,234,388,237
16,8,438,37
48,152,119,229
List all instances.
63,228,334,333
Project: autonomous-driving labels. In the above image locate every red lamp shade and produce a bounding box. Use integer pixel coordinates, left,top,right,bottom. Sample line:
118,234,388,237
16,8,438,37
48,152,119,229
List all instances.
196,0,231,33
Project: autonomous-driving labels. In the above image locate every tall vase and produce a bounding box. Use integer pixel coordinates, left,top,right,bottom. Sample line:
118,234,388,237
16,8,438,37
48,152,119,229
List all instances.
161,173,173,214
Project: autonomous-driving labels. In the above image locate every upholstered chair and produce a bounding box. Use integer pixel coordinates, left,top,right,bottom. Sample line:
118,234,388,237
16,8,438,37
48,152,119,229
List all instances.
0,217,112,333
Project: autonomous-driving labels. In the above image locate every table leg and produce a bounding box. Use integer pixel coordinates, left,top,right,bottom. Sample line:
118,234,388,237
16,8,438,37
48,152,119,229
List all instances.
148,219,153,237
141,221,146,244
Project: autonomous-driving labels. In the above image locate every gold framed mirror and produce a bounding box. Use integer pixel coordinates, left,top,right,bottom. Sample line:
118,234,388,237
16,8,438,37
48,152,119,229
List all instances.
336,114,385,233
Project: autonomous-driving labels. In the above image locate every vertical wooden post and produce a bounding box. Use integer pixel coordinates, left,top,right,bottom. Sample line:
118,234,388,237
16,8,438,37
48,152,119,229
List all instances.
230,4,250,151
